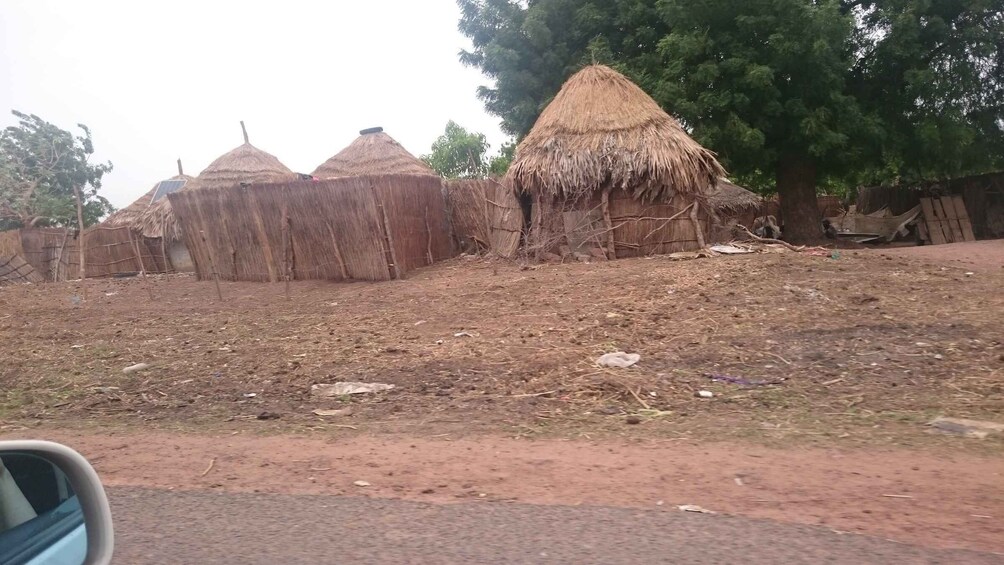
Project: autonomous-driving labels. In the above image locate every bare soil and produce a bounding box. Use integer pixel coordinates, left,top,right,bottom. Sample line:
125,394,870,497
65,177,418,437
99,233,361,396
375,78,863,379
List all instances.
1,430,1001,554
875,240,1004,272
2,244,1003,448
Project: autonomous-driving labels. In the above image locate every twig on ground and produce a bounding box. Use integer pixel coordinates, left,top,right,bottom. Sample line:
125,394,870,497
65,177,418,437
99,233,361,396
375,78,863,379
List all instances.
200,458,216,477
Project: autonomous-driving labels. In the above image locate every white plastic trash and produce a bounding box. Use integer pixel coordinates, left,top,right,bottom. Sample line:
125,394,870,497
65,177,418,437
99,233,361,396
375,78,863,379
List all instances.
596,352,641,369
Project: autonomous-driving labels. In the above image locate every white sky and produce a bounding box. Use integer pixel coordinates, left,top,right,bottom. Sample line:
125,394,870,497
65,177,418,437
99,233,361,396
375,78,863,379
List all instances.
0,0,506,209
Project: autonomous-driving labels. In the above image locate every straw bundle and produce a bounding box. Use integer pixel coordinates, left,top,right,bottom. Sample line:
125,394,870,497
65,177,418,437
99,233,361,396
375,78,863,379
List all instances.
312,129,436,179
507,65,724,202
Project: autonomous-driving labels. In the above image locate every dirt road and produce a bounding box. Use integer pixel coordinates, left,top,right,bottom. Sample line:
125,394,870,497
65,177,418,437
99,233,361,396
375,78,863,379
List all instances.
6,431,1001,554
108,487,1000,564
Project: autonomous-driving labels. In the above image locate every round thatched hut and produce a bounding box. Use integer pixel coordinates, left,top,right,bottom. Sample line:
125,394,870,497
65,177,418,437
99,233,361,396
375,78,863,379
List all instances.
506,64,725,260
706,179,764,242
139,123,295,266
312,127,436,178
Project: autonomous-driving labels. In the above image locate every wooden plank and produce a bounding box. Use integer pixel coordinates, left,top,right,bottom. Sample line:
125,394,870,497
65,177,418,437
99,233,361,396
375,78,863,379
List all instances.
917,219,930,243
950,195,977,241
919,198,947,245
931,198,956,243
938,197,965,242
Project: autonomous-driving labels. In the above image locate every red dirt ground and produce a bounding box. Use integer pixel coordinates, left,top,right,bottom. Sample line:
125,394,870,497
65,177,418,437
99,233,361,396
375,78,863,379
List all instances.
1,430,1000,554
875,240,1004,272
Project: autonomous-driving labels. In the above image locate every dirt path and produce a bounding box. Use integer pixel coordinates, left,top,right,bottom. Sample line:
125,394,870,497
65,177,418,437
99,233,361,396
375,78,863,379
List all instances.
875,240,1004,272
7,430,1001,554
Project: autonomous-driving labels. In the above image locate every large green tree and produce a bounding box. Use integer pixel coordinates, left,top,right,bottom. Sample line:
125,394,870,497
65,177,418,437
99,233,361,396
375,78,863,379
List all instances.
0,111,113,230
457,0,1004,242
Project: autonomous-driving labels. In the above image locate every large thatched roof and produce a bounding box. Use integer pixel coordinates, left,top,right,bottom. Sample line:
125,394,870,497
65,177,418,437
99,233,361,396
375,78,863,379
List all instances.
706,179,762,213
507,65,725,202
142,123,295,240
312,128,436,178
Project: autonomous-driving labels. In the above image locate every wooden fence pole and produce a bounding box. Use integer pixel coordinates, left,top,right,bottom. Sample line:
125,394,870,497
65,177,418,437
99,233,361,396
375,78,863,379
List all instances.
281,204,290,300
128,230,155,301
200,230,223,302
690,200,706,249
325,222,350,281
424,206,434,265
600,186,617,260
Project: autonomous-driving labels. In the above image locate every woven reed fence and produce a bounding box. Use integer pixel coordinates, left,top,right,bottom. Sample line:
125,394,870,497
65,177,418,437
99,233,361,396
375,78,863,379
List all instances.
0,226,170,282
444,178,524,257
529,190,710,259
169,174,454,282
0,252,43,285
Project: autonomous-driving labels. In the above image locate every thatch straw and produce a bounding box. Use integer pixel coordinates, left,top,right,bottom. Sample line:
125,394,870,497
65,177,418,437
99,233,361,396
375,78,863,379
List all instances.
140,126,296,241
104,173,194,237
706,179,762,213
507,65,725,202
312,129,436,178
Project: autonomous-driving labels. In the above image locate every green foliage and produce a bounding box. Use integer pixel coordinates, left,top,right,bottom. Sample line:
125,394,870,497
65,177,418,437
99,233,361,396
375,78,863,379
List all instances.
421,120,515,178
457,0,1003,240
0,111,113,230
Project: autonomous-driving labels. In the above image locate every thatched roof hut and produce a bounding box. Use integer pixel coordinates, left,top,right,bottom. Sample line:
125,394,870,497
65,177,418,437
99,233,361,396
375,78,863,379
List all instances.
312,127,436,178
506,65,726,259
507,65,724,203
707,179,762,215
142,123,295,241
103,159,193,238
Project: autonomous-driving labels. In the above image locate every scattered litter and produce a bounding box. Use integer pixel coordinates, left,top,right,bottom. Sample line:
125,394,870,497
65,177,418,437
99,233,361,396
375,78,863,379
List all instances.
104,292,118,296
656,500,665,506
933,354,944,360
605,312,622,319
122,363,151,375
964,272,975,276
312,408,354,417
783,284,829,301
971,515,993,519
256,411,280,420
928,417,1004,439
311,382,396,397
414,320,427,326
678,505,715,514
454,331,477,338
243,393,257,398
69,296,82,305
915,342,932,347
696,390,714,399
596,352,641,368
353,480,371,487
70,345,84,349
881,494,913,499
709,244,753,255
734,477,744,486
707,374,784,386
667,251,704,261
92,386,120,394
435,339,444,345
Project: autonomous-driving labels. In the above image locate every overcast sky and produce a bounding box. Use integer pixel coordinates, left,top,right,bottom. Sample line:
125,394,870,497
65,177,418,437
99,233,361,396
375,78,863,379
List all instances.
0,0,507,209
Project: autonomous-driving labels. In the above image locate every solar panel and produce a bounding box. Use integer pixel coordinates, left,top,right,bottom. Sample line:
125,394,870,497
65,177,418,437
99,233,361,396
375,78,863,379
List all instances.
150,179,188,203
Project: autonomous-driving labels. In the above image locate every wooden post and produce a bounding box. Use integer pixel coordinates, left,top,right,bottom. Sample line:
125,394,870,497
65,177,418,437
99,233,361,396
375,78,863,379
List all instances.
200,230,223,302
128,230,155,301
281,204,290,299
72,185,87,281
690,200,707,249
177,158,184,176
325,221,350,280
240,121,249,144
600,186,617,260
424,206,434,265
52,229,70,281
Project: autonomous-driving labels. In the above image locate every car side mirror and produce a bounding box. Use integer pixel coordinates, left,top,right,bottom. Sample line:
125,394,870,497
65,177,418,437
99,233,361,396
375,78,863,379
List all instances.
0,441,114,565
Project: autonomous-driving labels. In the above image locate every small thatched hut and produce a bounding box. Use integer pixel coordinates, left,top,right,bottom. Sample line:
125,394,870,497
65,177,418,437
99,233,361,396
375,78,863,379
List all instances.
705,179,763,241
506,65,725,259
142,123,296,269
312,127,436,178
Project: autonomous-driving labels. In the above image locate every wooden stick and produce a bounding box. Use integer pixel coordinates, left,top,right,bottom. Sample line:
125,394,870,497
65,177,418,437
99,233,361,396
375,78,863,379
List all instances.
128,230,155,301
642,203,695,241
200,230,223,302
200,458,216,477
690,200,706,249
72,185,86,282
325,221,349,280
737,225,805,252
600,186,617,260
424,206,434,265
281,204,290,299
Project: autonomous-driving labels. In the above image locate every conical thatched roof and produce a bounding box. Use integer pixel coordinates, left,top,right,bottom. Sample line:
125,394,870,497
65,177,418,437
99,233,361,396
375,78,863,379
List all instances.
706,179,762,213
142,124,295,241
507,65,725,202
103,159,194,237
312,128,436,178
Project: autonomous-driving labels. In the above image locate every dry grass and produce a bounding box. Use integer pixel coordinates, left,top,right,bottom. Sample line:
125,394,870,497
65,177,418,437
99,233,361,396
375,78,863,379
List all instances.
312,130,436,179
507,65,725,202
444,178,523,257
706,179,763,215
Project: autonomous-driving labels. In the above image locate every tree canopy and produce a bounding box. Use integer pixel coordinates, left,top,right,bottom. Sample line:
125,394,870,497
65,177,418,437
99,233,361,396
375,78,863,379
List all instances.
457,0,1004,241
421,120,515,178
0,111,113,230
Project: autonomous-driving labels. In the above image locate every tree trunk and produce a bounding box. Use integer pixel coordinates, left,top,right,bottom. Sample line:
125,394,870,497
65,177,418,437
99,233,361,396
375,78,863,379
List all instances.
776,155,821,243
72,185,86,279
